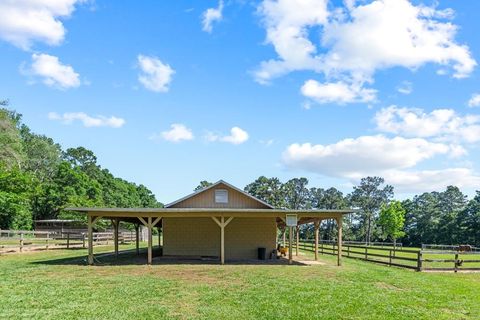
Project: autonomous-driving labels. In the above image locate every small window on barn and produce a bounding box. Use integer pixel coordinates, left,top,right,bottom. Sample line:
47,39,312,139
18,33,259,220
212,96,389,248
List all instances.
215,189,228,203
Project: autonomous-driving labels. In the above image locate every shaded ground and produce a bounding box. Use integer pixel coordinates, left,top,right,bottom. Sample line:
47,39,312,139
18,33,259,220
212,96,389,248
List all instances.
1,245,479,319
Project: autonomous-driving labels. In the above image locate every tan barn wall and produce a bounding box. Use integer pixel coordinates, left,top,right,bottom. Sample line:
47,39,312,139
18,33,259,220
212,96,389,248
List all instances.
169,183,271,209
163,217,276,260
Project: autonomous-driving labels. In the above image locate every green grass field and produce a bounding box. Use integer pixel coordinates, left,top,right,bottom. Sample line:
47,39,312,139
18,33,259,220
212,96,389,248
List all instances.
1,245,479,319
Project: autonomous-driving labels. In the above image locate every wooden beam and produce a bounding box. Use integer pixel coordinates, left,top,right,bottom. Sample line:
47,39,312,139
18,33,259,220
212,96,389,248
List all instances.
314,219,320,261
337,217,343,266
87,215,98,265
147,216,152,265
221,217,225,265
151,217,162,228
113,218,119,258
224,216,234,227
295,225,299,256
138,217,148,227
211,216,222,228
288,226,293,264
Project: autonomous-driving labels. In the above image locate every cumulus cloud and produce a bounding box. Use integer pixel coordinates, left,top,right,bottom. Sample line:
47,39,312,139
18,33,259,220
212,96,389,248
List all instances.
374,105,480,143
300,79,376,104
282,135,456,177
282,134,478,193
202,0,224,33
154,124,194,143
206,127,249,145
468,93,480,108
256,0,476,104
137,55,175,93
0,0,84,50
48,112,125,128
24,53,80,89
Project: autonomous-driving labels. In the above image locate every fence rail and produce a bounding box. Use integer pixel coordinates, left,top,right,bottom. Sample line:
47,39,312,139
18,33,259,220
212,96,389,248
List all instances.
296,239,480,272
0,229,139,254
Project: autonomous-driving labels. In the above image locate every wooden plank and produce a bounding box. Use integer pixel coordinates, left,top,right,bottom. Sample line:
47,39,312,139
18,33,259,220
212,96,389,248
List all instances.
314,219,319,261
88,215,94,265
147,217,152,265
337,217,342,266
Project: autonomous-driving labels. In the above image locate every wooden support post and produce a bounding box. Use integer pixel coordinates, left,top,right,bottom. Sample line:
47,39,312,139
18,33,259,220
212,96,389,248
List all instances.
20,232,24,252
135,224,140,255
212,216,233,265
417,251,423,272
314,219,320,261
295,226,299,256
147,217,152,265
88,215,94,265
288,226,293,264
158,227,161,248
282,228,286,247
66,232,70,249
82,233,86,249
337,217,343,266
46,232,49,250
113,218,119,258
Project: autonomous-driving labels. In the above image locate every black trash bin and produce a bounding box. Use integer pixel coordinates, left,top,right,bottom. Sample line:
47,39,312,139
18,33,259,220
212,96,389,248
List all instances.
258,247,266,260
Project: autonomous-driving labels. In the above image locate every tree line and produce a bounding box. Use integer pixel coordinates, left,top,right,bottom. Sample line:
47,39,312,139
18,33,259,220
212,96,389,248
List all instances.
198,176,480,247
0,103,162,230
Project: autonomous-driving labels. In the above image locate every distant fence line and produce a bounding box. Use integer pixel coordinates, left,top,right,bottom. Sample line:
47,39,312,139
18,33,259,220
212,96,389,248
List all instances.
296,239,480,272
0,229,140,254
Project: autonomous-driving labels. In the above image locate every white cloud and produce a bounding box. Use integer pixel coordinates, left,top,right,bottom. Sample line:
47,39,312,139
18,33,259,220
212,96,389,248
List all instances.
381,168,480,193
467,93,480,108
254,0,329,84
256,0,476,104
206,127,249,145
301,79,376,104
202,0,224,33
282,134,478,193
374,105,480,143
48,112,125,128
137,55,175,93
0,0,83,50
282,135,455,178
156,124,194,143
396,81,413,95
25,53,80,89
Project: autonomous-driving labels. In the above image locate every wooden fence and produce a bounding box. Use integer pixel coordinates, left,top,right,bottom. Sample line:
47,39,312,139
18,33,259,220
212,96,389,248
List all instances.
0,229,139,254
296,239,480,272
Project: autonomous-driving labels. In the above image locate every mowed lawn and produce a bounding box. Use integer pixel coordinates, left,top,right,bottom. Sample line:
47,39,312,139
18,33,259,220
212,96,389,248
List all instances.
1,246,479,320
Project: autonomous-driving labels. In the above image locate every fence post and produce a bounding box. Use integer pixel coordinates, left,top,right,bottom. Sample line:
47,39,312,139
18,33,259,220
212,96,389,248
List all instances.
454,253,459,273
389,249,392,266
20,232,24,252
321,242,324,255
417,251,423,272
347,245,350,257
82,233,86,248
46,232,49,250
66,232,70,249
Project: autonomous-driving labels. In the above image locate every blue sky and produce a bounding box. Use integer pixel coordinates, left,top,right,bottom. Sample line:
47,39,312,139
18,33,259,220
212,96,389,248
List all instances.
1,0,480,202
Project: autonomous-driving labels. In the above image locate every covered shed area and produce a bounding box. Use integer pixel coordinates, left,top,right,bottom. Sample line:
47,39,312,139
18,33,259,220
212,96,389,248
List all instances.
68,180,354,266
70,207,353,265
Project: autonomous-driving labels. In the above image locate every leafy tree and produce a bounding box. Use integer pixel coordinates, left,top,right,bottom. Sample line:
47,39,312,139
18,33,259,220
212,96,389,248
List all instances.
194,180,213,191
0,165,32,229
456,192,480,246
0,107,25,169
244,176,286,208
283,177,310,209
378,201,406,246
310,187,348,239
349,177,394,243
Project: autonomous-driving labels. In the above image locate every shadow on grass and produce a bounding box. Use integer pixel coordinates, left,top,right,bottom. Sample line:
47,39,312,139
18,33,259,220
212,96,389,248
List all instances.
31,247,310,266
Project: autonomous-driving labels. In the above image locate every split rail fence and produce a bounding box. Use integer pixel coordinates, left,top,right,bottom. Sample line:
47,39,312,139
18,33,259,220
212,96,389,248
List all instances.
0,229,138,254
296,239,480,272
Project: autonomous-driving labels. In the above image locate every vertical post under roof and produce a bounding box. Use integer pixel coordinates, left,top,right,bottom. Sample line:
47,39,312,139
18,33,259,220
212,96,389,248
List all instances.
113,218,119,258
147,217,152,265
88,215,94,265
314,219,320,261
337,216,343,267
288,226,293,265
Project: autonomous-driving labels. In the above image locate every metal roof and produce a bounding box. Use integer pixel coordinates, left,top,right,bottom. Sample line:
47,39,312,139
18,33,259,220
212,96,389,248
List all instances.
164,180,275,209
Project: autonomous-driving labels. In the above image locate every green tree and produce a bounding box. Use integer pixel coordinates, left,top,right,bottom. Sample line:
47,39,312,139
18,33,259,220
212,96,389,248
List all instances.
456,192,480,246
283,177,310,209
194,180,213,191
350,177,394,244
0,165,32,229
378,201,406,246
244,176,286,208
0,106,25,169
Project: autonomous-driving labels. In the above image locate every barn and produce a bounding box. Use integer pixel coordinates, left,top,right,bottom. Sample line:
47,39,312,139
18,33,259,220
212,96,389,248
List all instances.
69,180,353,265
